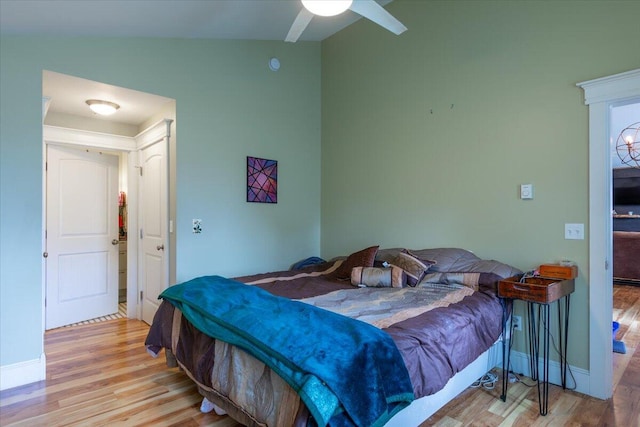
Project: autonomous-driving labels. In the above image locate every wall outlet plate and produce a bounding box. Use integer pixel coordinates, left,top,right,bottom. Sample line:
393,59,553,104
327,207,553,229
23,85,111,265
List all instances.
520,184,533,200
512,315,522,331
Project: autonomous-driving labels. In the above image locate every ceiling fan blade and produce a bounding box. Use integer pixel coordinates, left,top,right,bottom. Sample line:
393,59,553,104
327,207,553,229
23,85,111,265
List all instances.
285,8,315,42
349,0,407,35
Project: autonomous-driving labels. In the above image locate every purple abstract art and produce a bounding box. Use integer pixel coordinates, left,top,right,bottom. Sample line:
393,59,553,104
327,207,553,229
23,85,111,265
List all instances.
247,156,277,203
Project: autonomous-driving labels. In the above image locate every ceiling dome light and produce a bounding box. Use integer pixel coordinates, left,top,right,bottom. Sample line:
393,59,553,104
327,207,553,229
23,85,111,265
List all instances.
86,99,120,116
301,0,353,17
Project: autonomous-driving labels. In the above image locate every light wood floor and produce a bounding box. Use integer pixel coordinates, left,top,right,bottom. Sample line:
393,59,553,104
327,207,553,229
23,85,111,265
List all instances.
1,285,638,427
424,283,640,426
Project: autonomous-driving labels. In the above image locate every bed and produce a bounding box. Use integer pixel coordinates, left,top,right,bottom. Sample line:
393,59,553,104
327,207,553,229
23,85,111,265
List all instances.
145,247,521,426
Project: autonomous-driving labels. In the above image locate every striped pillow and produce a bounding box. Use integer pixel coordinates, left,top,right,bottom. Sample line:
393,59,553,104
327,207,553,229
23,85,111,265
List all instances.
391,251,433,286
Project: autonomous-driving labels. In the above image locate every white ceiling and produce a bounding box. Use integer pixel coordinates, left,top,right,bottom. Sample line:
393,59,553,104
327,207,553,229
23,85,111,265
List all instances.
42,71,174,126
2,0,394,126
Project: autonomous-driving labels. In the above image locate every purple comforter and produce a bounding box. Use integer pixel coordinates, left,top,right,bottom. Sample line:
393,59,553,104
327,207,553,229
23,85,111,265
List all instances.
235,263,505,397
147,261,505,400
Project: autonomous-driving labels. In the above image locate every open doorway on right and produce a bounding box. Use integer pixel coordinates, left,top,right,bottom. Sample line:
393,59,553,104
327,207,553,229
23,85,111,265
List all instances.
611,102,639,373
611,102,640,287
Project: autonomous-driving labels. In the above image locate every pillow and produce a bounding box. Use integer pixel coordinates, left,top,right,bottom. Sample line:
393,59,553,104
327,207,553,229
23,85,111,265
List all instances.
408,248,479,272
464,259,522,279
390,251,434,286
404,249,437,269
331,245,379,280
420,271,504,292
351,266,405,288
375,248,405,264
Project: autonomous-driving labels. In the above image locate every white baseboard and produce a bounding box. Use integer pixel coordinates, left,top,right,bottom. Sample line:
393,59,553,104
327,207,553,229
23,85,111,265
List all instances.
0,353,46,391
507,350,589,395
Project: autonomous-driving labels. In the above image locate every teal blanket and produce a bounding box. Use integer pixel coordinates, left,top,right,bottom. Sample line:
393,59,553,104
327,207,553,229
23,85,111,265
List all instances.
160,275,414,427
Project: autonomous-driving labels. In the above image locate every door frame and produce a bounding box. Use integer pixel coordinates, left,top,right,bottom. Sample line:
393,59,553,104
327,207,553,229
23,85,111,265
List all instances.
578,68,640,399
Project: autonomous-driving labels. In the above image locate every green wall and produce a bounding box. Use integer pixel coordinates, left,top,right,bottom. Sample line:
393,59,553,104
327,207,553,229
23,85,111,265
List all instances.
0,37,321,367
320,0,640,371
2,0,639,386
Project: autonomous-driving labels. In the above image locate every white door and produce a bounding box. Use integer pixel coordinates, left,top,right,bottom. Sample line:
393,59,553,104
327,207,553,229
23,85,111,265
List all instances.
46,145,119,329
139,138,168,324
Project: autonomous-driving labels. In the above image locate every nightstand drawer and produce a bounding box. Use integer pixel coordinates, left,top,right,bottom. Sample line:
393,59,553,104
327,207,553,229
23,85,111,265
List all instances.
538,264,578,280
498,276,575,304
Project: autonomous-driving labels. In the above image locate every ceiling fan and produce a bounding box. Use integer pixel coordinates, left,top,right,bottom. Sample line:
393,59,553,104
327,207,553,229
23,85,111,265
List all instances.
286,0,407,43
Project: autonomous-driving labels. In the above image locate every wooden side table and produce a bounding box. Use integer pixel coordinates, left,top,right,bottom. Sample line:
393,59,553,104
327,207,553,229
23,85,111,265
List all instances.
498,274,575,415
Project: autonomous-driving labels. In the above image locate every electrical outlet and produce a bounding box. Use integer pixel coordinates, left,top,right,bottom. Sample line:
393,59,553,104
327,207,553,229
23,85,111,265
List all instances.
512,315,522,332
192,219,202,234
520,183,533,200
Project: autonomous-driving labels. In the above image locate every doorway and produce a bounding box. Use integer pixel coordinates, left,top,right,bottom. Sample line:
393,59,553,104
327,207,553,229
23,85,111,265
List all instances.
611,102,640,286
42,70,175,327
578,68,640,400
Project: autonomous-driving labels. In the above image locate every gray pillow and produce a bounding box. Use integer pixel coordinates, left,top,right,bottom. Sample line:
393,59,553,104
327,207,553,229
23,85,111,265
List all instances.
408,248,480,272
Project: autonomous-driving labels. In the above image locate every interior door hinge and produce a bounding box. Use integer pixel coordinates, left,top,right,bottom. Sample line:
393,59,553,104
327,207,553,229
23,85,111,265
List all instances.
140,229,143,239
138,166,143,176
140,291,144,301
605,260,609,270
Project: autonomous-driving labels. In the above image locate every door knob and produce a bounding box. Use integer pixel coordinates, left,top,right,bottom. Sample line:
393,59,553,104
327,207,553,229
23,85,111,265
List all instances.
156,244,164,251
112,239,119,245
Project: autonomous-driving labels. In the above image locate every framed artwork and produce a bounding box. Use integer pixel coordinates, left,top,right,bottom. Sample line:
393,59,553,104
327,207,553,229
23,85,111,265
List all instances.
247,156,278,203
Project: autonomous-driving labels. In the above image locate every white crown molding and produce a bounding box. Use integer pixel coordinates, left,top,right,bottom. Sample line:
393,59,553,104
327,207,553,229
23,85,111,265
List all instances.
44,125,136,152
135,119,173,150
577,69,640,105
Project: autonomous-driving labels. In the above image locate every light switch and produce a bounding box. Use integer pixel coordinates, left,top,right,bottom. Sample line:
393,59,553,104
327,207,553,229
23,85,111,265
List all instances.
520,184,533,200
565,223,584,240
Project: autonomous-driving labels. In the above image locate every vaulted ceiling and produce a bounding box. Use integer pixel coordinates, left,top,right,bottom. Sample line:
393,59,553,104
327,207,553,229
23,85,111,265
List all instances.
2,0,394,126
1,0,392,42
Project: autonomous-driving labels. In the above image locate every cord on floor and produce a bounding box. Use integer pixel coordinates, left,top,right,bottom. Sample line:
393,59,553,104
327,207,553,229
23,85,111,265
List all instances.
470,371,498,390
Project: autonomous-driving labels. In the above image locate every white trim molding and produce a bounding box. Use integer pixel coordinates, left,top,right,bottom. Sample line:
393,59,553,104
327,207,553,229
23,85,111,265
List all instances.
44,125,136,152
0,353,46,391
508,350,590,396
135,119,173,150
577,68,640,400
579,69,640,105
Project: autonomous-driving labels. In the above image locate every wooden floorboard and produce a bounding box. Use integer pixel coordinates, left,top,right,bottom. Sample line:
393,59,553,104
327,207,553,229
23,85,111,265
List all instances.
423,284,640,426
1,284,638,426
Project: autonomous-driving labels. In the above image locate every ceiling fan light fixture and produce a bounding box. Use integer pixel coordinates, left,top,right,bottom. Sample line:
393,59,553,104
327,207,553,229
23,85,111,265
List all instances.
86,99,120,116
301,0,353,17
